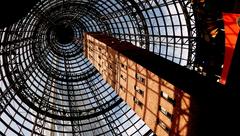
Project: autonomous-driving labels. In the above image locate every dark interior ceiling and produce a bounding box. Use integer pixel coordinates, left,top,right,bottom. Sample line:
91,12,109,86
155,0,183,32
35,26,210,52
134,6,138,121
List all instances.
0,0,38,28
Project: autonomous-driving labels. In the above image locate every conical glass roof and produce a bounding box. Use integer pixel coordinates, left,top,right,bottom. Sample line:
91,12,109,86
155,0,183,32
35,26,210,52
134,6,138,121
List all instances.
0,0,196,135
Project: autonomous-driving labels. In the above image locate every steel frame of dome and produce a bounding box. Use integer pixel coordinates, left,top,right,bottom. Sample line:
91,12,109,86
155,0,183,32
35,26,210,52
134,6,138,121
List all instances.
0,0,196,135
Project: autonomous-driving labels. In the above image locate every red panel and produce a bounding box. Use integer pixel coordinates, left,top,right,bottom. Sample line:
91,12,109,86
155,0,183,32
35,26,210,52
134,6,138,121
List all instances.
220,13,240,84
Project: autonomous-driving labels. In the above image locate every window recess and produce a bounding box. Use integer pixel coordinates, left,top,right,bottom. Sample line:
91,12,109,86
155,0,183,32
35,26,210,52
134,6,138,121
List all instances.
161,91,176,106
134,85,144,95
121,63,127,69
119,85,125,92
157,118,171,133
133,97,143,108
109,64,113,69
135,73,145,84
120,74,126,81
159,106,172,120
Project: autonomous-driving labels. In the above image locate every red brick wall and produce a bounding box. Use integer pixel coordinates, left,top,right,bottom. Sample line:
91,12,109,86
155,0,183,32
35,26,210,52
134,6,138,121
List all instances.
84,33,192,136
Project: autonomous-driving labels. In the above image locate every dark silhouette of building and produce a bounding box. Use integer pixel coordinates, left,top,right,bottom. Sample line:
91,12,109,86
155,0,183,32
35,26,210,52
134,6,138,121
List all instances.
0,0,239,136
